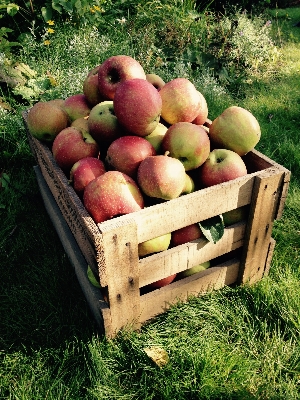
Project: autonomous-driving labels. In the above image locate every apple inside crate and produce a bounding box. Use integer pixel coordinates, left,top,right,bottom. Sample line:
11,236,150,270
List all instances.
23,111,290,338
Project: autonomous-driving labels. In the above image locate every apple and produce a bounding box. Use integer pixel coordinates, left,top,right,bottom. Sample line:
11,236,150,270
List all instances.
177,261,211,278
113,78,162,137
105,135,156,178
144,122,168,153
52,127,100,173
27,101,69,143
208,106,261,156
69,156,106,194
138,232,171,257
222,205,249,226
71,116,89,133
162,122,210,171
137,154,187,200
88,101,123,148
192,91,209,126
97,55,146,100
83,65,107,106
83,171,144,223
198,148,248,188
170,223,202,247
146,73,165,90
62,93,92,122
149,273,177,289
47,98,65,108
181,173,195,195
159,77,201,124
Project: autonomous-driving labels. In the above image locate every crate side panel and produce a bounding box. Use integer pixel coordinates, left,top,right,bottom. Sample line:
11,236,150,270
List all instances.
99,174,257,244
26,127,102,278
139,222,245,287
139,259,240,323
238,170,285,284
100,219,141,335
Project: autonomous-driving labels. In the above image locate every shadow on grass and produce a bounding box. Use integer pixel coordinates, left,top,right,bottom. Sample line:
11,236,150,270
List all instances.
0,162,100,353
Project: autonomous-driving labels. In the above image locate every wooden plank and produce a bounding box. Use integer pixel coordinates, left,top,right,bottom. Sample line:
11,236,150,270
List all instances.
263,238,276,277
34,166,109,333
99,173,259,245
99,219,141,336
26,128,103,279
139,222,245,287
238,169,285,285
139,259,240,323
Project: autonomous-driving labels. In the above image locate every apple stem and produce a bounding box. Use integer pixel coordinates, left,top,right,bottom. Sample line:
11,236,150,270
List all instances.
164,151,170,157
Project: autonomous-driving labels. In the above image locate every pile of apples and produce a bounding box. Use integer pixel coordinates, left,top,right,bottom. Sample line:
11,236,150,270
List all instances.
26,54,261,288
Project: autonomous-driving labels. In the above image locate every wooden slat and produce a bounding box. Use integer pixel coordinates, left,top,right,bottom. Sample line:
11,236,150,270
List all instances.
99,218,141,336
139,222,245,287
238,170,285,284
263,238,276,277
139,259,240,323
99,173,260,245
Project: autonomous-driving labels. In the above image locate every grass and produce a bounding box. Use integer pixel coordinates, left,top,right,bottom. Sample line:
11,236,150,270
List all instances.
1,4,300,399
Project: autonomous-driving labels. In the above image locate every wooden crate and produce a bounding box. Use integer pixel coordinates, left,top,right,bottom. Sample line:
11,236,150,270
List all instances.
23,111,290,338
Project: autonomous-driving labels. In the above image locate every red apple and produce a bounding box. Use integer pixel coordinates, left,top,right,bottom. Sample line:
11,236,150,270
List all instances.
192,91,209,126
62,94,91,122
137,154,187,200
69,157,106,194
208,106,261,156
171,223,202,247
83,171,144,223
159,77,201,124
162,122,210,171
105,136,156,178
149,274,177,289
88,101,123,148
97,55,146,100
26,101,69,143
199,149,248,188
146,73,165,90
113,78,162,137
52,127,99,173
83,65,107,106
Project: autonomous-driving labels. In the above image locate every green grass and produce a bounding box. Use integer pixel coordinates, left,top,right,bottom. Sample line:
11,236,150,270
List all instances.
1,4,300,399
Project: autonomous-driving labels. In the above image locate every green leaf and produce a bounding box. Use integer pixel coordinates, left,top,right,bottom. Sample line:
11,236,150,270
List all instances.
198,215,224,244
41,7,53,23
87,265,101,288
7,3,19,17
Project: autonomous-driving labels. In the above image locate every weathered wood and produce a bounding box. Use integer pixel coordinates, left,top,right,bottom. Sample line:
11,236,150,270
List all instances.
263,238,276,277
99,219,141,335
238,169,285,284
139,259,240,323
139,222,245,287
99,172,259,245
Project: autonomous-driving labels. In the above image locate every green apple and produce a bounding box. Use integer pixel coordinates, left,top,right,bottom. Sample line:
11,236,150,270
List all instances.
209,106,261,156
178,260,210,278
162,121,211,171
144,122,168,152
138,232,171,257
222,205,249,226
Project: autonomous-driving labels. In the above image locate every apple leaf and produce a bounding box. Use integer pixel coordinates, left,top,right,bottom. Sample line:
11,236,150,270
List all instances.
87,265,101,288
198,215,224,244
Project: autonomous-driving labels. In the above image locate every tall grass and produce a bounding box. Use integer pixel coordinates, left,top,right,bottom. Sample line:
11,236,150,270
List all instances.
1,4,300,399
